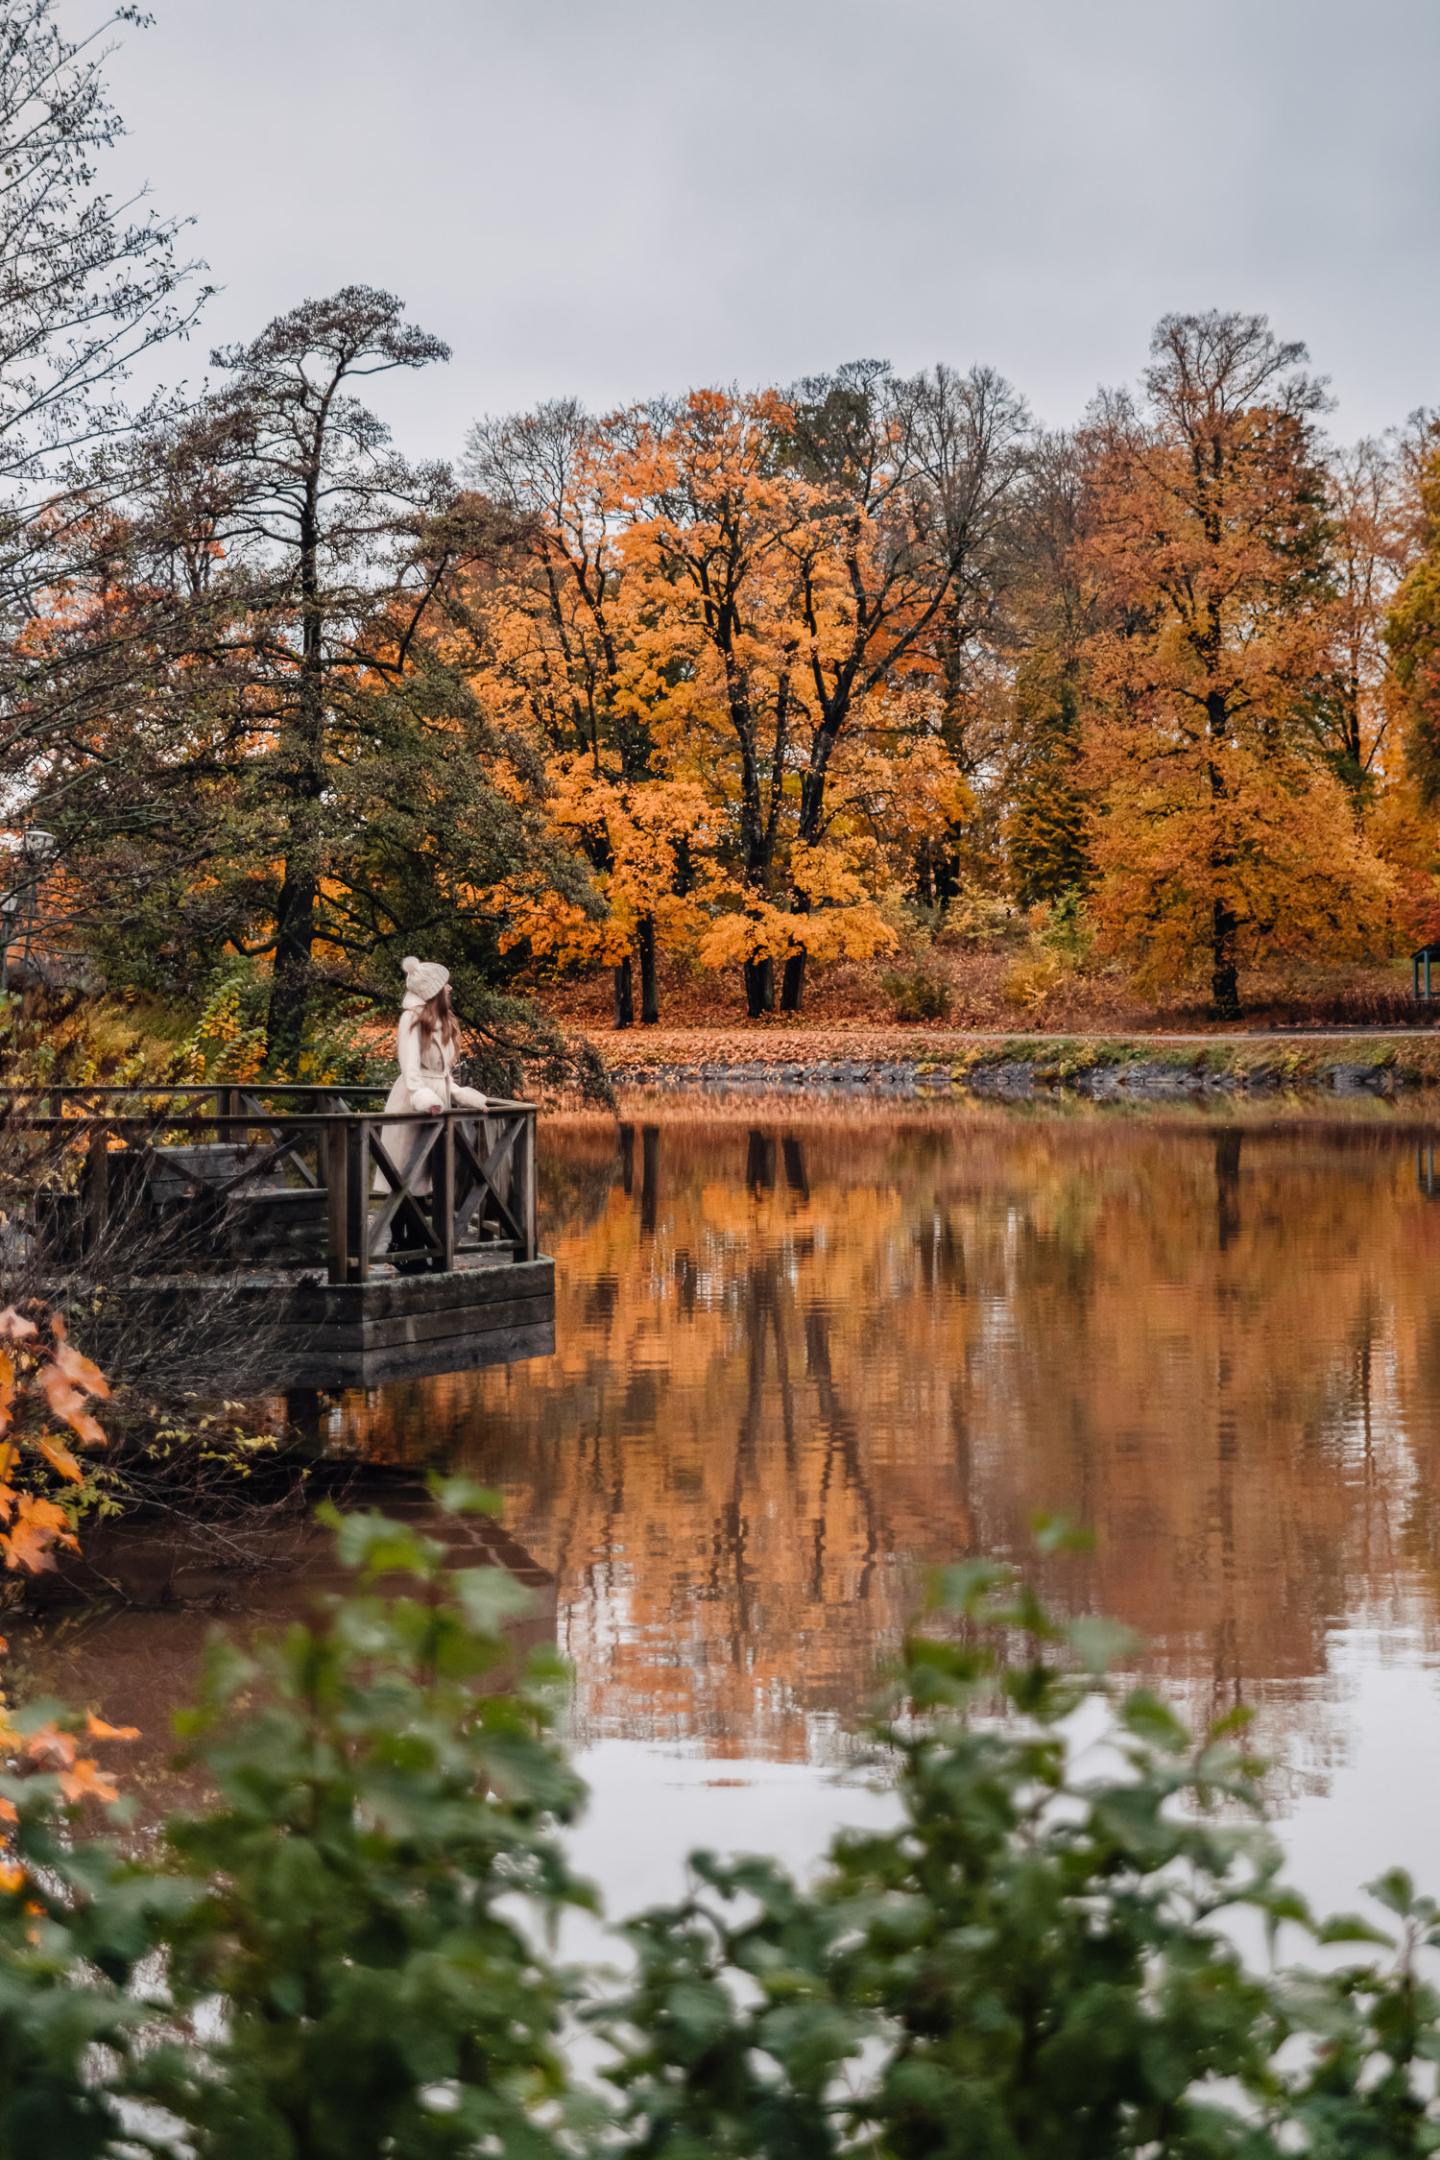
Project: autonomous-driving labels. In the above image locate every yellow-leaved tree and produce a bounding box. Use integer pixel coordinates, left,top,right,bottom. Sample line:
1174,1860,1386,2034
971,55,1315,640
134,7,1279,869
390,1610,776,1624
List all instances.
464,365,1025,1021
462,401,713,1025
609,369,1021,1015
1080,312,1394,1017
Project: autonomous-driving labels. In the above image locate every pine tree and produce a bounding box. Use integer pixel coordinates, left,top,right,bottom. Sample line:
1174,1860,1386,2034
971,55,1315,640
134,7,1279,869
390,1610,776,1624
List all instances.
1007,649,1090,907
1387,442,1440,805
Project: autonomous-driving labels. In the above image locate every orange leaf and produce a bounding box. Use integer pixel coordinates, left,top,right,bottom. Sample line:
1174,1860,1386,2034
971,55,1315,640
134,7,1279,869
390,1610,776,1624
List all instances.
36,1367,106,1449
24,1726,76,1769
0,1532,49,1574
84,1712,139,1742
0,1349,12,1439
58,1758,118,1805
49,1318,111,1401
37,1435,84,1485
0,1310,36,1343
2,1496,76,1573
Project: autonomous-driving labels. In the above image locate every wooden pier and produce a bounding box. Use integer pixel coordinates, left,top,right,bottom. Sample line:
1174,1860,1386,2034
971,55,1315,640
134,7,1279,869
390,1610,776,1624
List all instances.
0,1084,555,1387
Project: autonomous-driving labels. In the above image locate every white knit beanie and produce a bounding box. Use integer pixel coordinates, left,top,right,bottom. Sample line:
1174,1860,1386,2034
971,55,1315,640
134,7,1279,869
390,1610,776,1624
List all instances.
402,955,450,1002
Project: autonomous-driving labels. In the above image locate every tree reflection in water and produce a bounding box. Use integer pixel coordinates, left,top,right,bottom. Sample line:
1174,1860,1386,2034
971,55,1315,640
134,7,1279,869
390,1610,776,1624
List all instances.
336,1109,1440,1788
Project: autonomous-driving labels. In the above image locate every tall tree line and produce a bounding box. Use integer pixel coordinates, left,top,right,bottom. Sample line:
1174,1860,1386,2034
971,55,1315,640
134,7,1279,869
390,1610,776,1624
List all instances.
463,327,1438,1022
5,0,1440,1053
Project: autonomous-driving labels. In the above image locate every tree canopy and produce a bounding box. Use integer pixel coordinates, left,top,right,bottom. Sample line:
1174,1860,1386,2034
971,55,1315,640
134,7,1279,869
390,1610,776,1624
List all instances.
3,0,1439,1057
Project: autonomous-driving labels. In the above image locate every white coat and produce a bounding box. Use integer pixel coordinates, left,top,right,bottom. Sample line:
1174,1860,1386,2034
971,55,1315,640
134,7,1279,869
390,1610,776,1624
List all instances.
375,992,489,1196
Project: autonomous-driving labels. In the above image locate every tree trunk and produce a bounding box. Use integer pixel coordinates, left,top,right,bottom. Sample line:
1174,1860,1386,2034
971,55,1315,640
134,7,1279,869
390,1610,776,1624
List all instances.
637,914,659,1024
640,1123,659,1233
266,870,318,1073
264,728,324,1069
780,949,806,1013
1214,1130,1242,1251
1211,896,1241,1021
265,473,325,1071
1206,692,1241,1022
613,957,634,1030
743,957,774,1017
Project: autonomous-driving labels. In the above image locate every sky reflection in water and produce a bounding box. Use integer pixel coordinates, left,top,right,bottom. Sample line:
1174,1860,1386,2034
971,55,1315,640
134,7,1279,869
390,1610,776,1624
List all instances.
325,1106,1440,1913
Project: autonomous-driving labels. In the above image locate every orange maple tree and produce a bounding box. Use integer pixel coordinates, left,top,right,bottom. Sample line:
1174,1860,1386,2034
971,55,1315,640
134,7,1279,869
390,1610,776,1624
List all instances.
463,368,1023,1021
462,401,694,1025
1079,313,1394,1017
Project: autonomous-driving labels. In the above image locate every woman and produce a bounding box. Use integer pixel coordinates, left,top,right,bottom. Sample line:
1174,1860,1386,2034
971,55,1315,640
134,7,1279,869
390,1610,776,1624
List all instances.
384,956,490,1124
375,958,489,1223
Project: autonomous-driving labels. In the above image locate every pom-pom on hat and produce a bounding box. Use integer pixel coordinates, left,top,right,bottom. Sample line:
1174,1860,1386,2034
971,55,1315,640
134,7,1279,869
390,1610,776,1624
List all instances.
402,956,450,1002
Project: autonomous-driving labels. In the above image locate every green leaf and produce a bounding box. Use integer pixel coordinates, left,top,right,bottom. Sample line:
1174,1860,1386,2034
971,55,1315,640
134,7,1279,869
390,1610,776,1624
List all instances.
1369,1868,1419,1918
664,1979,734,2051
428,1472,503,1518
1032,1513,1094,1556
1067,1614,1142,1675
332,1509,438,1580
927,1558,1013,1615
453,1565,535,1633
1315,1913,1395,1948
1119,1687,1190,1753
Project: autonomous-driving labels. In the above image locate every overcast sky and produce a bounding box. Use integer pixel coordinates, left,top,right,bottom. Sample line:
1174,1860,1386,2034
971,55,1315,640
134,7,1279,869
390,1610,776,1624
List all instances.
87,0,1440,463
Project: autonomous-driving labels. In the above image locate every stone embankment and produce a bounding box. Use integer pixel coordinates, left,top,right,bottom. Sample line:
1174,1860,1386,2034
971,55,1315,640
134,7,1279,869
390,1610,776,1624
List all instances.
600,1034,1440,1102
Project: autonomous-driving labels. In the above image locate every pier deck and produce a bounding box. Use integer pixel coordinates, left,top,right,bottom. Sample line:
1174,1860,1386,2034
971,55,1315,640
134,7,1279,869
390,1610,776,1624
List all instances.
0,1084,555,1387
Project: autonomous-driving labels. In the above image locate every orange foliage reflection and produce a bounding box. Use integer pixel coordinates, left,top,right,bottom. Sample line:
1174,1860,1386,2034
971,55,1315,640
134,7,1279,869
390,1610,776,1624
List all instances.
337,1110,1440,1773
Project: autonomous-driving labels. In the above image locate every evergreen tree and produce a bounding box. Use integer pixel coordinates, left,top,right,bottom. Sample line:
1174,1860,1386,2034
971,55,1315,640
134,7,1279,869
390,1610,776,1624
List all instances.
1005,432,1095,908
30,292,591,1082
1007,650,1090,907
1387,442,1440,806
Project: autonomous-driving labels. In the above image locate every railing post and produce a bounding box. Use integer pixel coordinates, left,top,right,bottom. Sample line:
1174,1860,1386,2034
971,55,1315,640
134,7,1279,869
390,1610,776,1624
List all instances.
437,1113,457,1273
518,1107,537,1262
83,1124,110,1257
351,1117,371,1282
325,1115,350,1284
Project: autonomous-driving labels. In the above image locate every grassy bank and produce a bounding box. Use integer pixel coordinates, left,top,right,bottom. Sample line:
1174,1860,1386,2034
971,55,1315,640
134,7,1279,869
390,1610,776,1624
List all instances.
589,1024,1440,1100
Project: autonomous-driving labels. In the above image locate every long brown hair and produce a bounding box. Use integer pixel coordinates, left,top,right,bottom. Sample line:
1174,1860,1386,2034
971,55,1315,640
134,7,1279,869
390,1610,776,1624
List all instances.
417,984,459,1055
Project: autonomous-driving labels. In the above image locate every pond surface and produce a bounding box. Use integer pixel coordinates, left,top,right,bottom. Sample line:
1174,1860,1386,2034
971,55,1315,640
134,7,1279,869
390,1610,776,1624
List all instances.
39,1104,1440,1917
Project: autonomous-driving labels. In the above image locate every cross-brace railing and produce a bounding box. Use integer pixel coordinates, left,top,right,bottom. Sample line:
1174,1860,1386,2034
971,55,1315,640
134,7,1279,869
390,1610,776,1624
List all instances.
0,1086,538,1283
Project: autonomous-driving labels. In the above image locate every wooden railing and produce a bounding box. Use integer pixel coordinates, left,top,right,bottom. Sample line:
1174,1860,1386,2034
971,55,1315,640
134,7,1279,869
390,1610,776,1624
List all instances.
0,1085,538,1283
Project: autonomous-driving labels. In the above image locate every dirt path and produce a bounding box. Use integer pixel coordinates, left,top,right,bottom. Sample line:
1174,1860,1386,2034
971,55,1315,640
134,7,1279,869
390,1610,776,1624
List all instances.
592,1022,1440,1062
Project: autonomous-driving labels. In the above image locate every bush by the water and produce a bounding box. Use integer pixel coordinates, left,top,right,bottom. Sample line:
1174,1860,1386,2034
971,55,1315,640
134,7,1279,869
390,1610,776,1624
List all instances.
5,1492,1440,2157
880,961,954,1023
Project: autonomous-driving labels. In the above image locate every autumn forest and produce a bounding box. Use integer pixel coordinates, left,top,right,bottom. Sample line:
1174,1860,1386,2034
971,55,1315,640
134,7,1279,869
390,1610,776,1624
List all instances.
4,1,1440,1084
19,305,1440,1057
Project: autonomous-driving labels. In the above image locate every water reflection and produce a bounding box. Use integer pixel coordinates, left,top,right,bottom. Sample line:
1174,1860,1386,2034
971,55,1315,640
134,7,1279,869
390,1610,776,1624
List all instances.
331,1109,1440,1786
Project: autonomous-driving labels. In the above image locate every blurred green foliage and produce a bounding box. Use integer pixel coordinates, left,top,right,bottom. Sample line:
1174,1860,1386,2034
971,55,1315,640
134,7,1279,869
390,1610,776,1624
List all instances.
4,1499,1440,2156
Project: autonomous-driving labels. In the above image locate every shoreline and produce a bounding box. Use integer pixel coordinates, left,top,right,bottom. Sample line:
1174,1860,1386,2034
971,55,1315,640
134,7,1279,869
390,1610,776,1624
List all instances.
586,1029,1440,1102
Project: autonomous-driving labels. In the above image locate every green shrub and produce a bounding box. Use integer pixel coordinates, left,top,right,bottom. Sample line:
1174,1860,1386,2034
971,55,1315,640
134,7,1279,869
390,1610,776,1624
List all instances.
880,962,954,1023
934,883,1018,949
6,1497,1440,2156
1002,944,1069,1017
1035,885,1096,964
0,1482,595,2159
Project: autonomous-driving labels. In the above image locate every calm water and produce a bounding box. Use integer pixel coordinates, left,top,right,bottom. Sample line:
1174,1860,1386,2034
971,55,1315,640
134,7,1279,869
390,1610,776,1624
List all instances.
36,1104,1440,1916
